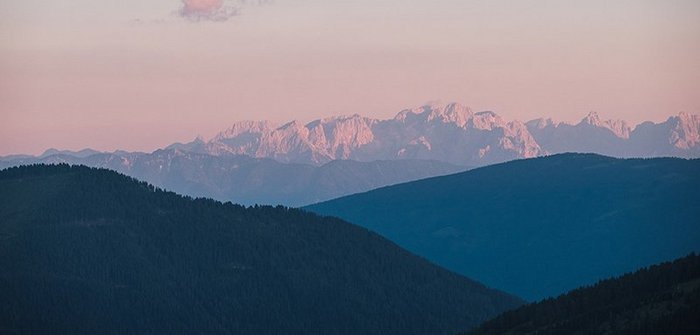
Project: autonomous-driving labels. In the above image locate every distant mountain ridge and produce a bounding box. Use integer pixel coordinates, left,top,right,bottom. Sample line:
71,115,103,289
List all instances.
3,103,698,167
165,103,700,166
0,150,463,207
527,111,700,159
2,103,698,206
173,103,540,166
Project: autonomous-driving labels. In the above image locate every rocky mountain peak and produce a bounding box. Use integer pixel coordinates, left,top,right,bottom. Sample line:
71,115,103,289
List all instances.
669,111,700,149
427,103,473,127
579,112,630,138
214,120,277,141
148,104,700,166
526,117,557,130
581,111,602,126
468,111,505,130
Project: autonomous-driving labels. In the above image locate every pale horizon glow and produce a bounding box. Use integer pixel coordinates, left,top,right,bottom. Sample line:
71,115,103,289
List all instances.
1,0,699,155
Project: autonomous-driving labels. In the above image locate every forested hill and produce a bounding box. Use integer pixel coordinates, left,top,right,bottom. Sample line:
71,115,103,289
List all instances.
0,164,522,335
306,153,700,301
464,254,700,335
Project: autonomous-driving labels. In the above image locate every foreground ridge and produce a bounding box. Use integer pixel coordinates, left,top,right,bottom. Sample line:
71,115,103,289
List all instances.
0,164,522,335
464,254,700,335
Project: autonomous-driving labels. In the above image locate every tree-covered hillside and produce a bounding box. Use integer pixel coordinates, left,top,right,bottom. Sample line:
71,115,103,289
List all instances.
464,254,700,335
0,164,522,335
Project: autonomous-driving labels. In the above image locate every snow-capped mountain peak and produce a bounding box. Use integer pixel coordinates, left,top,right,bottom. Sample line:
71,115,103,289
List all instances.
156,104,700,166
581,111,602,126
214,120,277,141
579,111,630,138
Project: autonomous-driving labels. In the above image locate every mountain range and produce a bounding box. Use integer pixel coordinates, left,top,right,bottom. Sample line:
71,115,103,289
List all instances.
0,164,522,335
8,103,697,168
169,103,700,166
306,153,700,301
1,103,698,206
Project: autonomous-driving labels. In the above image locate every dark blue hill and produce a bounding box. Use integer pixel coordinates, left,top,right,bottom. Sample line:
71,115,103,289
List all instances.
306,153,700,301
464,254,700,335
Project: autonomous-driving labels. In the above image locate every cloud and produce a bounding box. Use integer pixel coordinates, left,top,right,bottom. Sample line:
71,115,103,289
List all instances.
179,0,271,22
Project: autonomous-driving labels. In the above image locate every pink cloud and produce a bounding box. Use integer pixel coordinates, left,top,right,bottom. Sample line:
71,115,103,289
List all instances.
184,0,223,13
180,0,240,21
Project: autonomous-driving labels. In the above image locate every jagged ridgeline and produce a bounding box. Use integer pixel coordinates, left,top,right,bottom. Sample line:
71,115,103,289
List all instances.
463,254,700,335
0,164,522,335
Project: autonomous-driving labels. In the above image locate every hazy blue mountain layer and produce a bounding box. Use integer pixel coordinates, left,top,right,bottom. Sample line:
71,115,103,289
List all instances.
307,154,700,301
0,150,464,207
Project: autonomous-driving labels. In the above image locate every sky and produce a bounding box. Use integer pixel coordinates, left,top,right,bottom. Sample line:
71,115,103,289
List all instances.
1,0,699,155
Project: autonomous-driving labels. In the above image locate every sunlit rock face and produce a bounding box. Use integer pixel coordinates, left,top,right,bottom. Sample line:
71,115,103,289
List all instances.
199,103,545,166
193,103,699,166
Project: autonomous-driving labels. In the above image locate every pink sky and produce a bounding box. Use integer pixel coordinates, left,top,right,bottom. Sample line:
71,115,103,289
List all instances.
1,0,699,155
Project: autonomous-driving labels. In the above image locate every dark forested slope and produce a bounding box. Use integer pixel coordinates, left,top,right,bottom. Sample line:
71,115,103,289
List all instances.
306,154,700,301
0,164,521,335
464,254,700,335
